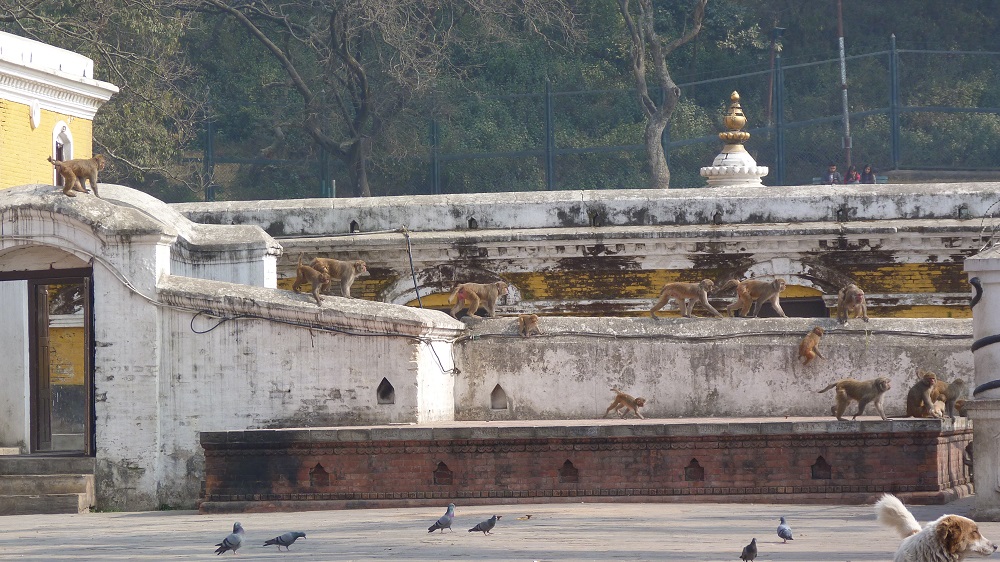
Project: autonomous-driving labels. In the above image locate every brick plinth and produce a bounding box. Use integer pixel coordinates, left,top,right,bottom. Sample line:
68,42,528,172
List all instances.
199,418,972,513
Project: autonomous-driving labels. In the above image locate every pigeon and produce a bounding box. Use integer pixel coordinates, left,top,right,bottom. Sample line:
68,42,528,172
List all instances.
740,538,757,561
468,515,502,535
263,531,306,551
777,516,794,543
214,521,244,555
428,503,456,533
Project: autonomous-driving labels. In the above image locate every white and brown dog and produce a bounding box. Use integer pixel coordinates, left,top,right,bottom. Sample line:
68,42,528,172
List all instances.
876,494,997,561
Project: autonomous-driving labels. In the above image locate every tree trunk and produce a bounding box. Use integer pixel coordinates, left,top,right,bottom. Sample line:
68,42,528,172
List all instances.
348,136,373,197
645,111,670,189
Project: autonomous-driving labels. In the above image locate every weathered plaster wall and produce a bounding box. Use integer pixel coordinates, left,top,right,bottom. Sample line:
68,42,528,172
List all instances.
453,317,973,420
0,280,28,448
175,184,992,318
151,275,464,508
173,183,1000,234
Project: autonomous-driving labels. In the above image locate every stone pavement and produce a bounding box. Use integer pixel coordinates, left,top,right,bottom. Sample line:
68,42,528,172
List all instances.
0,496,995,561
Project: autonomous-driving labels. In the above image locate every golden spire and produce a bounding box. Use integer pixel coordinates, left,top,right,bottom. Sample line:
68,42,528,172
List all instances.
719,91,751,145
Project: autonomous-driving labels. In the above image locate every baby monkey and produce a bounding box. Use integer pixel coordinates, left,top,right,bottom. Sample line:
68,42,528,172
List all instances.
518,314,541,337
798,326,825,365
292,253,332,305
603,388,646,420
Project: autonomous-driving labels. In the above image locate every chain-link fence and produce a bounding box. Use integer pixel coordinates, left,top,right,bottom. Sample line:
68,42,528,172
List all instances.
198,38,1000,200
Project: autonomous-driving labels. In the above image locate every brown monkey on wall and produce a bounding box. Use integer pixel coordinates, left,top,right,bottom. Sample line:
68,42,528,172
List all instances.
719,278,788,317
518,314,541,337
905,372,938,418
448,281,509,319
836,283,870,323
309,257,370,298
603,388,646,419
954,399,968,418
292,253,332,305
817,377,891,420
47,154,106,197
648,279,722,318
931,377,968,420
797,326,825,365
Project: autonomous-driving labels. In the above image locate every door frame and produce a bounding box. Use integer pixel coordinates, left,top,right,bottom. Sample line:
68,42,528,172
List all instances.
1,268,95,455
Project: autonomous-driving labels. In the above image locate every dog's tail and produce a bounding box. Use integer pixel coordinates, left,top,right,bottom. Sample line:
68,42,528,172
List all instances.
875,494,921,538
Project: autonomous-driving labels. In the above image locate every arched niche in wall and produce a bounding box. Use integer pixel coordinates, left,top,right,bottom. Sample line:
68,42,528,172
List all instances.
490,384,508,410
377,377,395,405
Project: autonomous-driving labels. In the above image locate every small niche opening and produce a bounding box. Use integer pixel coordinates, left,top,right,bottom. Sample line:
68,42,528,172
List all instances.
377,378,395,404
811,456,832,480
559,460,579,483
713,210,723,225
490,384,508,410
350,220,360,233
433,461,453,485
309,463,330,487
468,217,478,229
685,458,705,481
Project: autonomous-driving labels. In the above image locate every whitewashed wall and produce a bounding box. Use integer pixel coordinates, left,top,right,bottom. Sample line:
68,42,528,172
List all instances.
453,316,973,420
0,280,28,448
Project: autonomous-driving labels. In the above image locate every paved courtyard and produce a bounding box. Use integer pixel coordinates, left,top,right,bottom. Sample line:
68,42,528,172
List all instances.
0,496,996,561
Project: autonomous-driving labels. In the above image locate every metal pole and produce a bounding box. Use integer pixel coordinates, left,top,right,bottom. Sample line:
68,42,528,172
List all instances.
774,50,785,186
889,33,901,169
430,119,441,195
544,79,555,190
766,27,785,126
837,0,852,168
203,114,216,202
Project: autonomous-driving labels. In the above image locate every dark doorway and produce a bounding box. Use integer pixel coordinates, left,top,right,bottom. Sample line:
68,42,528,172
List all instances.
26,271,93,454
748,297,829,318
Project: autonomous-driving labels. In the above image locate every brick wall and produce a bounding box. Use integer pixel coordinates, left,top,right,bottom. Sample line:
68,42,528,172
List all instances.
199,419,972,513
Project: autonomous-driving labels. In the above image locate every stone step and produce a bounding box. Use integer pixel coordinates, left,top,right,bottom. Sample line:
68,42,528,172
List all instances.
0,493,91,516
0,448,20,456
0,474,93,497
0,456,95,475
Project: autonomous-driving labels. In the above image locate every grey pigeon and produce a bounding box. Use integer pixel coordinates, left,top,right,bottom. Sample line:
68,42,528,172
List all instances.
777,516,793,543
214,521,244,555
740,538,757,561
428,503,456,533
263,531,306,551
468,515,502,535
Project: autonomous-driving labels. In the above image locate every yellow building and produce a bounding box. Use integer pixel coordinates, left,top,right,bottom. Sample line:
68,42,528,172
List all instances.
0,31,118,189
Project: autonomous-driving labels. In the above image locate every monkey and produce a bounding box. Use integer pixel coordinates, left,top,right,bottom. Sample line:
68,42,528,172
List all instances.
931,377,968,420
309,257,370,298
648,279,722,319
797,326,825,365
836,283,870,323
954,398,968,418
905,372,938,418
518,314,541,337
817,377,891,420
292,253,332,305
603,388,646,420
718,278,788,317
448,281,509,319
47,154,105,198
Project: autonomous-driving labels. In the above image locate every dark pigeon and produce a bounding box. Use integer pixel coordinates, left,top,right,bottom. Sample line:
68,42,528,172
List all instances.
214,522,244,555
777,516,794,543
468,515,502,536
428,503,456,533
263,531,306,551
740,537,757,561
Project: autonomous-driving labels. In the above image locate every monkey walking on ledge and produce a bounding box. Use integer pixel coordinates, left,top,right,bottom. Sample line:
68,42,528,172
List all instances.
47,154,106,198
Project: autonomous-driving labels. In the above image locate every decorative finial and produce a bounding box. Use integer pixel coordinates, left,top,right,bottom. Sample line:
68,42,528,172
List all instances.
720,91,750,145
